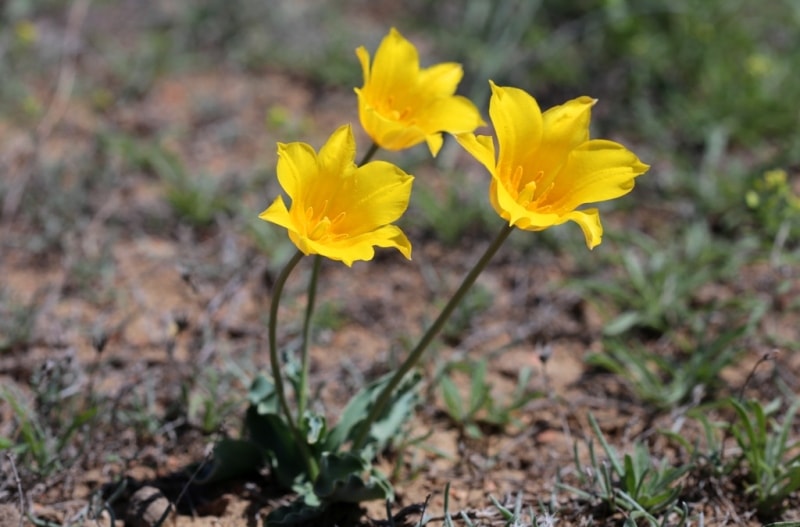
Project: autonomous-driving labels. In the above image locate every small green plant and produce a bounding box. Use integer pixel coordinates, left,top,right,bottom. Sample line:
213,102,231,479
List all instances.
746,168,800,259
576,223,750,336
103,134,231,226
662,404,734,480
560,414,691,525
438,357,541,439
729,397,800,518
0,363,99,479
586,325,749,409
181,367,245,434
488,492,559,527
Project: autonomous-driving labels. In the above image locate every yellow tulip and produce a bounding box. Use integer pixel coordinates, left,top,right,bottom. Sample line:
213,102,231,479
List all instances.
457,82,650,249
355,28,485,156
259,124,414,266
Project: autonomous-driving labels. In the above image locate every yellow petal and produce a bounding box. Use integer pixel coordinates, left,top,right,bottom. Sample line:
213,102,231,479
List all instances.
546,139,650,212
318,124,356,177
489,82,543,174
258,196,295,233
535,96,596,188
355,46,371,85
492,175,561,230
305,225,412,267
425,133,444,157
456,133,496,176
368,28,419,98
335,161,414,235
276,142,318,200
421,95,486,136
563,208,603,249
417,62,463,97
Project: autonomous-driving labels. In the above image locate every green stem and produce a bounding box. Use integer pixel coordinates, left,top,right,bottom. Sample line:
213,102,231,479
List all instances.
359,142,380,166
268,250,304,430
297,254,322,417
351,223,515,450
267,249,319,480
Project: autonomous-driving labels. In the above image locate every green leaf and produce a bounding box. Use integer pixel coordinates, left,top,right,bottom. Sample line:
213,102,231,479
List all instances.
326,371,421,452
303,413,326,445
248,374,279,414
265,499,326,526
194,438,264,484
603,311,642,336
467,360,490,416
441,375,464,421
245,406,307,489
313,451,392,503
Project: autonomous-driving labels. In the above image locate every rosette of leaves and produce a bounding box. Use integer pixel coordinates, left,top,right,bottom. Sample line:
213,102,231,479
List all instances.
198,369,420,525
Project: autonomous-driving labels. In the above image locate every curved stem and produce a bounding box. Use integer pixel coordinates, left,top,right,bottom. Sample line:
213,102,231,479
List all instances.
351,223,515,450
297,254,322,417
268,249,320,480
268,250,304,432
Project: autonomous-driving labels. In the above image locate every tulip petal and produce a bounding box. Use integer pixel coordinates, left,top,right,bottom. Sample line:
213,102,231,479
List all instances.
492,176,561,230
536,97,595,188
318,124,357,178
422,95,486,136
258,196,293,230
563,208,603,249
301,225,412,267
369,28,420,99
425,133,444,157
276,142,318,200
547,139,649,211
336,161,414,235
355,46,371,85
455,133,496,175
489,82,542,175
418,62,463,97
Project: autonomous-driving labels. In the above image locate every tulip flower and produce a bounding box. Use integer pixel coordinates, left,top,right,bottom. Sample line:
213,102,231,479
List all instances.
457,82,649,249
355,28,484,156
260,124,414,266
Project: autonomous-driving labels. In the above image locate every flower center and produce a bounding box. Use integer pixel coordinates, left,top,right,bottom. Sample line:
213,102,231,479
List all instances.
511,166,554,211
304,203,348,242
378,95,415,125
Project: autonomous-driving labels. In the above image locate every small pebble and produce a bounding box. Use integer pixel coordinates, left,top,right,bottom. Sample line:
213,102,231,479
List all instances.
126,486,174,527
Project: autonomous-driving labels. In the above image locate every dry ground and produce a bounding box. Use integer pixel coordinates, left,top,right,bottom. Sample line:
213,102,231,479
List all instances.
1,2,799,526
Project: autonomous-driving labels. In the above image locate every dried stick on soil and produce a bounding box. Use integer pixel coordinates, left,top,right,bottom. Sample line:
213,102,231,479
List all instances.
5,453,26,527
737,348,780,401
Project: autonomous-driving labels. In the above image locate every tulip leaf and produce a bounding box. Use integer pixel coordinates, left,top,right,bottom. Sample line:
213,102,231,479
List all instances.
248,373,279,414
194,438,263,484
245,406,307,490
314,451,392,503
303,412,326,445
326,370,421,452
